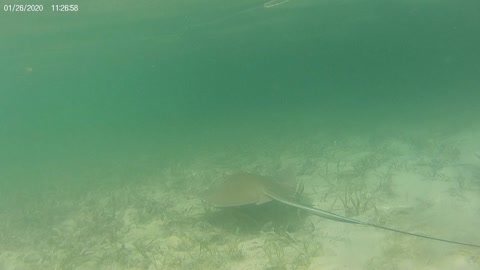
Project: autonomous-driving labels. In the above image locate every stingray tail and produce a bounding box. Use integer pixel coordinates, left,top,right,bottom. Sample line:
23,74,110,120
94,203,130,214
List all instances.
265,190,480,248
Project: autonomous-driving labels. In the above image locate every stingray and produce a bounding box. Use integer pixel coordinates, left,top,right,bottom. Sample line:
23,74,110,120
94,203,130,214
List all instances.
202,172,480,248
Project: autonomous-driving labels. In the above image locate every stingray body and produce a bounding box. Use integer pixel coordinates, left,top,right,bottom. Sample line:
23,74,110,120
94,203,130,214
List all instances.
202,172,298,207
203,172,480,248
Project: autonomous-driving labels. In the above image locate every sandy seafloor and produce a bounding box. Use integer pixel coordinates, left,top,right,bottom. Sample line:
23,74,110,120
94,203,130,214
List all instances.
1,126,480,270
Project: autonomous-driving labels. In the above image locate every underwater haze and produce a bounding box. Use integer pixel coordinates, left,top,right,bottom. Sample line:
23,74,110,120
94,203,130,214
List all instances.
1,0,480,269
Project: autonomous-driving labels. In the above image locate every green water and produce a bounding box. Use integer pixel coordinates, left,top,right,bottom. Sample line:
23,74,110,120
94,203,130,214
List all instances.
1,0,479,214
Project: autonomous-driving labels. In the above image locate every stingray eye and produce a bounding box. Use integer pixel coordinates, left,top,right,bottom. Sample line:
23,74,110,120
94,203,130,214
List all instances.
295,183,304,200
